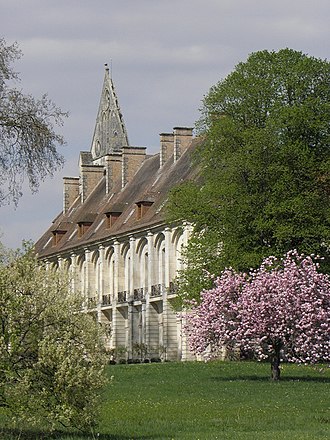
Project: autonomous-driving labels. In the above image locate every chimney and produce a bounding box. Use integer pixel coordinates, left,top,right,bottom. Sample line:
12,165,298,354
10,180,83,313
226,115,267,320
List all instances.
104,152,122,194
122,146,146,187
80,164,104,202
159,133,174,167
173,127,193,162
63,177,79,213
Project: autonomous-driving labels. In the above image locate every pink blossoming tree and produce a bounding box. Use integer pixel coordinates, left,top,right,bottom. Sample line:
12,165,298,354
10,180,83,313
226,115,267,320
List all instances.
185,251,330,380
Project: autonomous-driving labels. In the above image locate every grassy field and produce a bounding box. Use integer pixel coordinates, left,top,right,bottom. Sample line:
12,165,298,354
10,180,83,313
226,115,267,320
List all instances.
1,361,329,439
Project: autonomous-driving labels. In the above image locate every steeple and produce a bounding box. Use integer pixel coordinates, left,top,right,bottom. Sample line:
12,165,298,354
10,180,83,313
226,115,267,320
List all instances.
91,65,129,159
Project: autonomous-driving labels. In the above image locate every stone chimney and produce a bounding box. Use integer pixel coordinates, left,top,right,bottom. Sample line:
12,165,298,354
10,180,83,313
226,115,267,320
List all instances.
63,177,80,213
173,127,193,162
80,164,104,203
104,152,122,194
122,146,146,187
159,133,174,167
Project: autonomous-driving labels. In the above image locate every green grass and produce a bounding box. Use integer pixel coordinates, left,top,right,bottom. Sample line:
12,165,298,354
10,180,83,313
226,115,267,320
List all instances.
1,361,330,439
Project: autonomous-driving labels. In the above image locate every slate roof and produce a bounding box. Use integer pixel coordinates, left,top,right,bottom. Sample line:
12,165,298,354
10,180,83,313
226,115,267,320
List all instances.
35,138,200,258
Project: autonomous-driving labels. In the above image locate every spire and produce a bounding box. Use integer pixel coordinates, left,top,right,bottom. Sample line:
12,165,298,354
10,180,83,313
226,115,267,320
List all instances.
91,65,129,159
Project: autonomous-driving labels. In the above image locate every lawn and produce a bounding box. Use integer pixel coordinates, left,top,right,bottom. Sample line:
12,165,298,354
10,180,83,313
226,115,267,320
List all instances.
1,361,329,439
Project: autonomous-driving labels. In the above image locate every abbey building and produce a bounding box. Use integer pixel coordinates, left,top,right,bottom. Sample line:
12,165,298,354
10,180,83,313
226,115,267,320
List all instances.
35,67,198,361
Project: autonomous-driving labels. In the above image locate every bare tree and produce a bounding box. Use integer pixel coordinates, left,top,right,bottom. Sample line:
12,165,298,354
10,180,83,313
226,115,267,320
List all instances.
0,38,68,206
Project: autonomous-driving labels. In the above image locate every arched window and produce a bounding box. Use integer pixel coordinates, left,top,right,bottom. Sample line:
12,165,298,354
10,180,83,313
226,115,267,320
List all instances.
135,238,148,300
172,228,185,275
118,242,130,302
154,233,165,293
104,247,115,306
76,254,85,298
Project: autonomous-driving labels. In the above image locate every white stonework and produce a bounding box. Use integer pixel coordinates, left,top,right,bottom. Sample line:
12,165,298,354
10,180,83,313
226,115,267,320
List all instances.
36,67,198,361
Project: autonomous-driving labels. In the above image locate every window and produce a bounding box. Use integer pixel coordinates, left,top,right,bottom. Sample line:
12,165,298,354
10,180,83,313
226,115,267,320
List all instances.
105,211,122,228
136,201,154,220
52,230,66,246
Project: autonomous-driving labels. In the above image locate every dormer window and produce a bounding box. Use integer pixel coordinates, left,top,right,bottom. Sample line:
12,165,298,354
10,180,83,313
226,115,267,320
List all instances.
51,222,70,246
105,211,122,228
136,200,154,220
52,230,66,246
76,213,97,238
77,221,93,238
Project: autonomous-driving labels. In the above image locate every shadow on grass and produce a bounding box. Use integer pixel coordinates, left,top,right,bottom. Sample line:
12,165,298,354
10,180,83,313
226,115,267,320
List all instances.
0,428,154,440
210,375,330,383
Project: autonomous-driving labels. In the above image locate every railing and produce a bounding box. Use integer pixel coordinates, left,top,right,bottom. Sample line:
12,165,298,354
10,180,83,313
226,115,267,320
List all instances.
150,284,164,297
87,283,177,307
169,281,178,295
88,296,97,308
118,290,127,303
133,287,145,301
102,294,112,306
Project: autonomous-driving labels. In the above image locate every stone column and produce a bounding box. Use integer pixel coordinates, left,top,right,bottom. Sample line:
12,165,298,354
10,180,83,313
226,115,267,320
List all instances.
70,253,77,294
145,231,154,350
141,299,146,347
57,256,63,271
84,248,91,310
45,259,50,271
183,221,193,246
112,240,120,348
98,245,105,322
162,227,172,354
129,236,136,298
177,313,183,361
128,236,136,358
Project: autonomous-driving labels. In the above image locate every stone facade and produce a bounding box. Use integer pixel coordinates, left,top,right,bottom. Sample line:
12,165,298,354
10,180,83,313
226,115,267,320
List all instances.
35,67,199,361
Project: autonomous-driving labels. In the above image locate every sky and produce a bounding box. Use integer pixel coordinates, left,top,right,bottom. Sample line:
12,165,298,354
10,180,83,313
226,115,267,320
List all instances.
1,0,329,249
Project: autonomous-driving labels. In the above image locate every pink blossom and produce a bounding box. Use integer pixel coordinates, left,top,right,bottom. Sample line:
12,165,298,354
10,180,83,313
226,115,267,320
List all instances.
186,250,330,376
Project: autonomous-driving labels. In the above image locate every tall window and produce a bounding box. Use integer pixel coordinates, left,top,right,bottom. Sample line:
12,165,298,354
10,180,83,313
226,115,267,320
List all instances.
154,233,165,288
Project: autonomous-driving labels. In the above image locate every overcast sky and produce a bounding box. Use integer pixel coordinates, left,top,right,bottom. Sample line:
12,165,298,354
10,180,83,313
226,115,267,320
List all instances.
1,0,329,249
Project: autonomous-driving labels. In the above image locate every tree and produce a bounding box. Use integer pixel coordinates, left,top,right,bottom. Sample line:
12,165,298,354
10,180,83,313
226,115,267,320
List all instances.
0,38,67,206
166,49,330,303
0,243,107,432
185,250,330,380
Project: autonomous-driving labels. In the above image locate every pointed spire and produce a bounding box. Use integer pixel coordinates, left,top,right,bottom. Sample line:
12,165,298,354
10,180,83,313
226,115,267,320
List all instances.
91,65,129,159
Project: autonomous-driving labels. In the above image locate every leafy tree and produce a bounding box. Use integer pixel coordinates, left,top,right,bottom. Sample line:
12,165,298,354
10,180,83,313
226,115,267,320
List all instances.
0,243,107,432
167,49,330,302
0,38,67,206
185,250,330,380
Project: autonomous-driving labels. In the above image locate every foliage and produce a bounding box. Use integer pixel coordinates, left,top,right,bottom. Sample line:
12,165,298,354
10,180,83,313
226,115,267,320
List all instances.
1,361,330,439
166,48,330,302
0,38,67,206
0,242,107,432
185,250,330,380
132,342,149,361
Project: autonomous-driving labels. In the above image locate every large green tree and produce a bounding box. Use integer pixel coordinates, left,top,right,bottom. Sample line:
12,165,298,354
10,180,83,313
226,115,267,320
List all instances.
0,38,67,206
0,243,107,433
167,49,330,303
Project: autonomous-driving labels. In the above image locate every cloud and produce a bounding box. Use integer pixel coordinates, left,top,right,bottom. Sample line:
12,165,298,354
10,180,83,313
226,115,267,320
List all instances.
0,0,329,248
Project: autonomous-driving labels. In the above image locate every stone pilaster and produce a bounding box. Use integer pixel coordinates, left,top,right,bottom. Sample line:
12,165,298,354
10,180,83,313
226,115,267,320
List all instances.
84,248,91,309
70,253,77,294
98,245,105,321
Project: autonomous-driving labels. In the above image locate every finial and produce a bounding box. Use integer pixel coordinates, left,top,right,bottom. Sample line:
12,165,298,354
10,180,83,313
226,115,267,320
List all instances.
104,63,109,71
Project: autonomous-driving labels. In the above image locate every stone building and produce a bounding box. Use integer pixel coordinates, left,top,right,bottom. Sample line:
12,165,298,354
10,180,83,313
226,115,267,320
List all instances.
35,66,199,361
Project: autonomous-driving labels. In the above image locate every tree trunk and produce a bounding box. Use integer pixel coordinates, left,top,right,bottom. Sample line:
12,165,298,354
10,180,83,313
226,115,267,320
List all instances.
270,344,281,381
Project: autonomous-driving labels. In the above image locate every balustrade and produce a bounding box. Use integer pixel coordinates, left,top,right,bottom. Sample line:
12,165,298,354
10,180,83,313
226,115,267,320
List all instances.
169,281,178,295
150,283,164,297
88,296,97,308
102,294,111,306
133,287,145,301
118,290,127,303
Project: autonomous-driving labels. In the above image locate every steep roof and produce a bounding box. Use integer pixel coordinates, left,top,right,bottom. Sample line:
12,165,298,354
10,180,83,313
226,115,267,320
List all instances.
35,139,200,258
90,66,129,159
35,70,200,258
